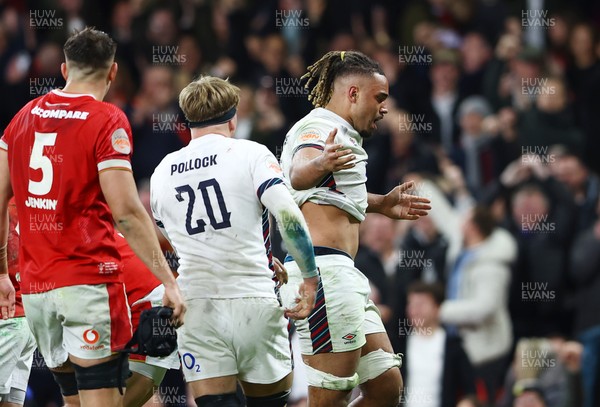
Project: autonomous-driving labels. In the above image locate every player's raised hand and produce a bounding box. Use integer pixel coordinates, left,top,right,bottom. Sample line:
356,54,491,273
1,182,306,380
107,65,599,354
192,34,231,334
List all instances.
380,181,432,221
0,274,15,320
162,282,186,327
273,257,288,288
315,128,355,173
284,275,319,320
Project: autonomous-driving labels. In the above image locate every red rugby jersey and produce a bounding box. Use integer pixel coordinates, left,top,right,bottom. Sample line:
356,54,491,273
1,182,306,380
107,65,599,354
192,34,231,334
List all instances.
114,232,161,306
0,90,133,294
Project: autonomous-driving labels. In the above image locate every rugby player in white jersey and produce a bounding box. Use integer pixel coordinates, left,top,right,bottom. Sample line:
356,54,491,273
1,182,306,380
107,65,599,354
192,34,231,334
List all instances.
279,50,432,407
150,76,319,407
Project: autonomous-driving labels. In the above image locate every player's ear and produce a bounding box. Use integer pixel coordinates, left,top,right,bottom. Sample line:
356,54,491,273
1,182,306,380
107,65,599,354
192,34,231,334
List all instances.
60,62,68,81
108,62,118,83
348,85,359,104
228,114,237,135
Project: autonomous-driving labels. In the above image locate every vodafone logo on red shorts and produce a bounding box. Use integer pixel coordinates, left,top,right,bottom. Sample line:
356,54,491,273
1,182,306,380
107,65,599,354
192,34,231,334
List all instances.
83,329,100,344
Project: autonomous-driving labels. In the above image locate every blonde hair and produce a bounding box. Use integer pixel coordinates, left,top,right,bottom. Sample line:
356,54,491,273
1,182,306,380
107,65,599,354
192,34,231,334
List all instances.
179,76,240,123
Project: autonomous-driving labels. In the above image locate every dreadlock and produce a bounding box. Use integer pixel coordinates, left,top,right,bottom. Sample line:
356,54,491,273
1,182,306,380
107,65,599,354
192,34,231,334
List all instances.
301,50,384,108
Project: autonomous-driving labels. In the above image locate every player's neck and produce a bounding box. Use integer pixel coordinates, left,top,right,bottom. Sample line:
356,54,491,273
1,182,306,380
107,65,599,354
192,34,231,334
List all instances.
323,103,354,129
190,126,232,140
61,81,107,101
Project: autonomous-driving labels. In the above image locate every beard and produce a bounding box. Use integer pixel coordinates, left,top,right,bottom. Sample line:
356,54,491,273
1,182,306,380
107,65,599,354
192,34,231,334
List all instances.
359,129,374,139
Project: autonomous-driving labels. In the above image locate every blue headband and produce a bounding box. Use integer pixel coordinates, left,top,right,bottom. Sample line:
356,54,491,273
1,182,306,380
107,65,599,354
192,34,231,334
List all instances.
187,106,237,128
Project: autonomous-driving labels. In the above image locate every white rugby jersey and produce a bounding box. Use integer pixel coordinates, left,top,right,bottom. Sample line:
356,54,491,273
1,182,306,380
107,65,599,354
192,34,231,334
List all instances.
280,108,368,221
150,134,284,300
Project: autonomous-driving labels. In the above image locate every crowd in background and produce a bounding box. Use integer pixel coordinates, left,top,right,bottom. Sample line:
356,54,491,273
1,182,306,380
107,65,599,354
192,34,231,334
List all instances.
2,0,600,406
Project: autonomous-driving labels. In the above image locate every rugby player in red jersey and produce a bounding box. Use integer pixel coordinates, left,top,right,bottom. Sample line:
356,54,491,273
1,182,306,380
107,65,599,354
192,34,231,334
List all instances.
116,232,180,407
0,27,185,406
0,199,36,407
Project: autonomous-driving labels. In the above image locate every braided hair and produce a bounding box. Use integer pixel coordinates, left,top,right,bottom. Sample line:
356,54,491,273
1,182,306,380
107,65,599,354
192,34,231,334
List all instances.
301,50,384,108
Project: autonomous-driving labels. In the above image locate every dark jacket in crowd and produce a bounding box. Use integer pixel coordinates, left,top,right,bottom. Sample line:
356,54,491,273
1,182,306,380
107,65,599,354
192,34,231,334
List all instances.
569,226,600,335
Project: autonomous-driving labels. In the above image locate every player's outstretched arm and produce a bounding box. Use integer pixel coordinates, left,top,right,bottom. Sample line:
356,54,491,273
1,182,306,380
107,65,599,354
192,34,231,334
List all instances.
289,128,355,190
0,150,15,320
260,184,319,320
99,169,186,326
367,181,432,220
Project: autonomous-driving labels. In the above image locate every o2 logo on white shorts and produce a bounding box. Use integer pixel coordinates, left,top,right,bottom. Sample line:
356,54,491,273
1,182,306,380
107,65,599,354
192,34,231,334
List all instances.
182,352,201,373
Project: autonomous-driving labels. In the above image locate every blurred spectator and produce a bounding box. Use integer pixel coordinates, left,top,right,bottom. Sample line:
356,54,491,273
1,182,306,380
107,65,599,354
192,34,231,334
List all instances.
110,0,138,86
480,107,520,175
459,32,493,97
513,387,547,407
358,213,397,333
371,44,430,117
172,34,205,93
399,215,448,285
494,155,577,339
249,80,287,154
485,45,547,113
400,281,477,407
517,76,584,156
498,338,583,407
419,49,464,152
379,107,440,193
392,214,449,352
482,32,521,111
545,14,571,75
413,176,513,404
505,178,575,339
440,205,515,405
550,149,599,233
451,96,496,195
233,83,256,141
565,22,600,174
354,241,390,320
130,66,187,182
252,33,311,124
569,215,600,407
457,395,483,407
361,213,400,278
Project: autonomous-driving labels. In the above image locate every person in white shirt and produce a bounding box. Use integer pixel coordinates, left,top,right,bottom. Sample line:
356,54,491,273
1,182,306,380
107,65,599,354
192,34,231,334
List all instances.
403,282,476,407
279,50,432,407
150,76,319,407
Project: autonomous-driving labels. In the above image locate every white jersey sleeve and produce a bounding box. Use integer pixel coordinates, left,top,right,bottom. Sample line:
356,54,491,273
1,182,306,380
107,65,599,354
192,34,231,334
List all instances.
250,144,287,200
280,108,369,221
